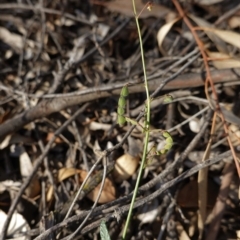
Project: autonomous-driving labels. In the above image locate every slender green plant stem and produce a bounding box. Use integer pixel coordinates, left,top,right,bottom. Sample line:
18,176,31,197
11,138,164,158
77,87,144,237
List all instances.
122,1,151,239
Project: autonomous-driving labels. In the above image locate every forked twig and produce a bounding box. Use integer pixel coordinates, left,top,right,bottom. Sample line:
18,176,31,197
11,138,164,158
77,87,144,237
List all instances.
172,0,240,176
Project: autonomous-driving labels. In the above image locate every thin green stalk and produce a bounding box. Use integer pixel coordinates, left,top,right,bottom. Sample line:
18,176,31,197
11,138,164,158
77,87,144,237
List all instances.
122,1,151,239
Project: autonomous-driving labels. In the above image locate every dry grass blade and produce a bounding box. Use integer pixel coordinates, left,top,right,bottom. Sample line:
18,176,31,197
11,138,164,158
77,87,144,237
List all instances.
205,161,235,240
197,112,216,240
206,50,240,69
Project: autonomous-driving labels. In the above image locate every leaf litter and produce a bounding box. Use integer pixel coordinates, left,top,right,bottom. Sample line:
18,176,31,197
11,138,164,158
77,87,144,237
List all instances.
0,0,240,239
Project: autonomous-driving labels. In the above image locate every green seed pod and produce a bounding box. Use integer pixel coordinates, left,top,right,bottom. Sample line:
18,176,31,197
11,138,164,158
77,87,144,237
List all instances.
120,85,129,97
117,85,129,126
117,115,126,126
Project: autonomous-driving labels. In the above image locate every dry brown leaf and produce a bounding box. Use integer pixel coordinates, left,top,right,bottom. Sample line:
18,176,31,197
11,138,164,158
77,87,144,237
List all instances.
157,17,180,55
58,168,81,181
25,175,41,199
19,147,41,198
205,28,240,49
47,168,115,203
206,51,240,69
177,178,218,208
78,170,116,203
228,16,240,29
47,168,81,201
87,176,116,203
189,14,229,54
113,153,140,183
105,0,171,18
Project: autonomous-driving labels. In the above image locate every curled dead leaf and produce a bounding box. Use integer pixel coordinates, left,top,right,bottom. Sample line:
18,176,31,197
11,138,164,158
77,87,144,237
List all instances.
47,167,81,202
157,17,180,55
47,168,116,204
58,167,81,181
79,170,116,204
25,175,41,199
87,177,116,203
113,153,140,183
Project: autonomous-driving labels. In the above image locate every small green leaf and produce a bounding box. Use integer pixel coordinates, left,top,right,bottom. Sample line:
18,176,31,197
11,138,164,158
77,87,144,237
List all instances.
162,131,173,153
100,221,111,240
163,94,173,103
125,116,138,125
162,131,171,138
